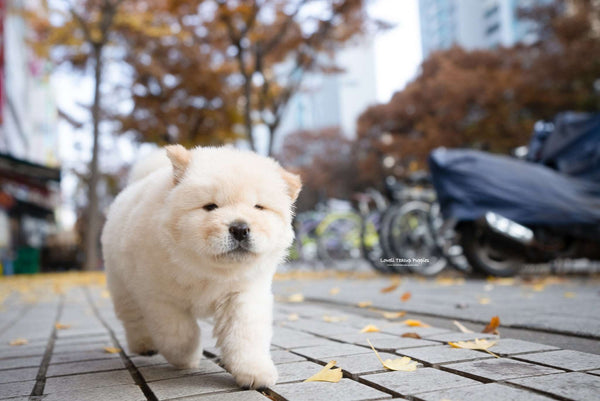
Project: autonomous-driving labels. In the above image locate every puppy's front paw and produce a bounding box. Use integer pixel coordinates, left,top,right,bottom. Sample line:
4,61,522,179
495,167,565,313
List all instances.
231,358,278,389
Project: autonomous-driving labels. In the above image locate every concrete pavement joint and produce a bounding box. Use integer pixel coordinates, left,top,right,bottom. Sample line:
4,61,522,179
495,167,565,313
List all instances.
83,286,159,401
29,294,63,397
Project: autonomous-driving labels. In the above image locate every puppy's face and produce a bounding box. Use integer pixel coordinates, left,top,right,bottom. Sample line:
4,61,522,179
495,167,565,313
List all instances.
164,146,301,270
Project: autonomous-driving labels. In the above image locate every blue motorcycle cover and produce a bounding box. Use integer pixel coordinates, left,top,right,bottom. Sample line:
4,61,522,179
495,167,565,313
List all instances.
429,148,600,226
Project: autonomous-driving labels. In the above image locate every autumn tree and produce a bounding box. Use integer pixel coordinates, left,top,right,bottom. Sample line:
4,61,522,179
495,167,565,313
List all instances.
118,0,379,155
28,0,171,269
357,0,600,172
278,127,361,211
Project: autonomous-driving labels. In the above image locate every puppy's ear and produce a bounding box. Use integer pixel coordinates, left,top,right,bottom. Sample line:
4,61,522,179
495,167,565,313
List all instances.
165,145,191,184
280,168,302,202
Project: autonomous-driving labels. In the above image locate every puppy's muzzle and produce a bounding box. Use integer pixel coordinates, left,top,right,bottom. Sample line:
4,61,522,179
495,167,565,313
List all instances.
229,221,250,242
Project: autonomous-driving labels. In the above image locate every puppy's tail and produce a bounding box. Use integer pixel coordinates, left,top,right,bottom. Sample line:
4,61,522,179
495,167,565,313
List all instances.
127,148,170,185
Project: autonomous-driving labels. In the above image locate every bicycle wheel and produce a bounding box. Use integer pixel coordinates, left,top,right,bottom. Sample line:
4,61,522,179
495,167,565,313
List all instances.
387,201,447,276
316,213,362,263
360,212,393,273
378,204,412,273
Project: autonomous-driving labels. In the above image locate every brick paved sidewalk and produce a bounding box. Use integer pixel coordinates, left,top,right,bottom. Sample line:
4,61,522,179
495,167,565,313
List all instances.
0,274,599,400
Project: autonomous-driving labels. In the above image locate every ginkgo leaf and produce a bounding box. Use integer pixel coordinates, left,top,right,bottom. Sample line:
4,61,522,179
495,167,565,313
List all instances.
101,290,111,299
288,313,299,321
448,338,499,357
323,315,347,323
482,316,500,334
366,339,418,371
357,301,372,308
401,332,421,339
9,338,28,346
564,292,576,298
382,311,406,319
380,279,401,293
453,320,474,333
400,292,412,302
288,293,304,303
329,287,340,295
401,319,430,327
103,346,122,354
304,360,342,382
55,323,71,330
478,297,491,305
360,324,380,333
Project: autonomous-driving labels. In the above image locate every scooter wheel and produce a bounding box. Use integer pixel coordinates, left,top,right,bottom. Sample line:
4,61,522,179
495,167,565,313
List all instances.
459,222,524,277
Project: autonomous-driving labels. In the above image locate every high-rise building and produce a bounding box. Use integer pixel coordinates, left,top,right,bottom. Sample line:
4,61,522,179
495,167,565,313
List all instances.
419,0,543,58
272,36,378,152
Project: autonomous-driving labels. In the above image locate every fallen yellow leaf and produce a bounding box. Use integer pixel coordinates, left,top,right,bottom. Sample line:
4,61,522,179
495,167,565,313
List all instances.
380,279,401,293
453,320,474,333
487,277,515,286
323,315,347,323
303,360,342,383
532,283,545,292
103,346,122,354
287,293,304,303
101,290,111,299
288,313,300,321
482,316,500,334
360,324,380,333
54,323,71,330
366,339,418,371
357,301,373,308
564,292,576,298
329,287,340,295
9,338,28,346
448,338,499,358
382,311,406,319
400,292,412,302
478,297,491,305
401,332,422,339
401,319,430,327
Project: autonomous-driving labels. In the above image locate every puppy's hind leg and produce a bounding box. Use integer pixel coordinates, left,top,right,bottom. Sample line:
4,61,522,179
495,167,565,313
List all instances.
141,302,202,369
108,274,156,355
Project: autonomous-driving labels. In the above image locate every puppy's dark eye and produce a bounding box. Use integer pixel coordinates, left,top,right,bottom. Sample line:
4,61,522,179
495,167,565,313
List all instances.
203,203,218,211
254,205,265,210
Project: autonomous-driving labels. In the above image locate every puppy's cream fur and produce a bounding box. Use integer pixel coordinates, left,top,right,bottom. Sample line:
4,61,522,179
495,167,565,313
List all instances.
101,145,301,389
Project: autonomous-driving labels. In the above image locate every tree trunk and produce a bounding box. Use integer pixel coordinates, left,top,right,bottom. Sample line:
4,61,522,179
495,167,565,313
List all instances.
243,77,255,152
83,45,104,270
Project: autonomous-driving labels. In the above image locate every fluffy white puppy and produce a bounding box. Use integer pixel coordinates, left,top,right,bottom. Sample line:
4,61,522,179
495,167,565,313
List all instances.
101,145,301,389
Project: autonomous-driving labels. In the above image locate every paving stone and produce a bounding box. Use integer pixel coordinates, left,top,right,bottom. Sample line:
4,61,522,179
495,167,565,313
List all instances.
41,383,146,401
130,353,169,368
270,378,392,401
514,350,600,371
333,351,401,377
271,350,306,365
362,367,478,396
0,355,43,370
44,369,135,393
168,390,271,401
331,332,439,351
0,379,35,399
424,332,499,343
276,360,326,384
0,367,38,384
508,372,600,401
486,339,559,356
148,372,238,399
46,357,125,377
444,358,563,381
53,341,115,354
271,329,324,349
398,345,493,365
379,325,451,338
417,383,556,401
284,320,360,336
139,360,224,382
49,349,121,364
0,345,47,359
292,343,371,361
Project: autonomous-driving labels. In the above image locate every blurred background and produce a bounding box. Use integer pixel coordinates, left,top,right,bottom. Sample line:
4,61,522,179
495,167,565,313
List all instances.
0,0,599,277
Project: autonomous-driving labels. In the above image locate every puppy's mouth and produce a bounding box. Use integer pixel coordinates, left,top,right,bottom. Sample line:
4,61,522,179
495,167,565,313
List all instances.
215,243,255,262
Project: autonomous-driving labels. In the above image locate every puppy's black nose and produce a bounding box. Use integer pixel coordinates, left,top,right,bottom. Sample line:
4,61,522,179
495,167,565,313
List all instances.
229,221,250,241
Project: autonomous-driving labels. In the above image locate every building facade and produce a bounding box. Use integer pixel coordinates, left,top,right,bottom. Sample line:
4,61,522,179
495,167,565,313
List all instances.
419,0,543,58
